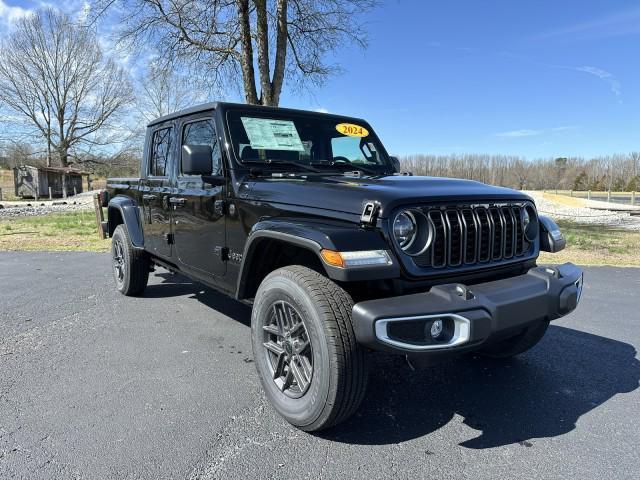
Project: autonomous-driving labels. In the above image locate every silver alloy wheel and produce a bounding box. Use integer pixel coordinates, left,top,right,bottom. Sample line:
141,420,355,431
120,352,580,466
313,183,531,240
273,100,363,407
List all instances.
113,239,125,284
262,300,313,398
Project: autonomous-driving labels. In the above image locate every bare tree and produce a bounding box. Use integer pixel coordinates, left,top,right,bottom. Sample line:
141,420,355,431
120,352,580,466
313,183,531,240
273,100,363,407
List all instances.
1,142,38,169
92,0,376,106
510,158,531,190
0,10,133,167
136,61,207,122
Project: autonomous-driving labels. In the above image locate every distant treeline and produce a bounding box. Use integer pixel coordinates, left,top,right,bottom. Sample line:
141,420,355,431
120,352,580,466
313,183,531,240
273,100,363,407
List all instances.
400,153,640,191
3,142,639,191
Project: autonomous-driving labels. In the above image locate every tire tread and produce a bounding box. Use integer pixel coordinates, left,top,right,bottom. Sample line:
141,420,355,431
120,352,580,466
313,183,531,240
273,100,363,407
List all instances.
112,224,149,296
261,265,368,431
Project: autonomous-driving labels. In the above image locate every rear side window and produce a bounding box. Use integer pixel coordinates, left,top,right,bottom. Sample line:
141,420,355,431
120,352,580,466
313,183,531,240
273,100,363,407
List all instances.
150,127,173,176
181,119,221,175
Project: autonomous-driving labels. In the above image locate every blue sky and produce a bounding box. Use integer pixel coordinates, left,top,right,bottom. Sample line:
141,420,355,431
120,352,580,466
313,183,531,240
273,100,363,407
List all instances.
1,0,639,158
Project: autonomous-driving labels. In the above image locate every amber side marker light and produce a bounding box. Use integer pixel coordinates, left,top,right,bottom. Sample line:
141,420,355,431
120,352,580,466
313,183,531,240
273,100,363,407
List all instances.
320,249,392,268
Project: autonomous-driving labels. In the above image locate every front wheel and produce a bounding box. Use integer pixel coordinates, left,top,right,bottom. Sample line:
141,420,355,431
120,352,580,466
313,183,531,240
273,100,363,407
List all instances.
251,265,368,432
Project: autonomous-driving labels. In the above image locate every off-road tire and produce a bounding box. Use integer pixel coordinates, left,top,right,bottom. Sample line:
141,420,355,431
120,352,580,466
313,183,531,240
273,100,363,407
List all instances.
111,224,149,296
479,320,549,358
251,265,368,432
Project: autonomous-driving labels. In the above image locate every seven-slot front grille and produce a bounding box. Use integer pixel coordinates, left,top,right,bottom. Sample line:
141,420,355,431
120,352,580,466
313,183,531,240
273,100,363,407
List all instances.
413,204,531,268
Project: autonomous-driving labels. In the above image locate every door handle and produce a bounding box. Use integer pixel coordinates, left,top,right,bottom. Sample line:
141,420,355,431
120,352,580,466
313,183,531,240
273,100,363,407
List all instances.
169,197,186,205
142,194,156,201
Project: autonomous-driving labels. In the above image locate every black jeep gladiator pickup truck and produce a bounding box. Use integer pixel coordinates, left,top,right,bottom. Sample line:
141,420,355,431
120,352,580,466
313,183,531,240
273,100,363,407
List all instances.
106,102,583,431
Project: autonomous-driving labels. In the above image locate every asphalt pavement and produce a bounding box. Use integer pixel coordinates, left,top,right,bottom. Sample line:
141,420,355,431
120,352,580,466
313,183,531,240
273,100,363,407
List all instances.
1,252,639,479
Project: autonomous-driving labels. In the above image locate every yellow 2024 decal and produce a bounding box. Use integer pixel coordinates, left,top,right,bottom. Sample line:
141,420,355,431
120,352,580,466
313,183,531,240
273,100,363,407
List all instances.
336,123,369,137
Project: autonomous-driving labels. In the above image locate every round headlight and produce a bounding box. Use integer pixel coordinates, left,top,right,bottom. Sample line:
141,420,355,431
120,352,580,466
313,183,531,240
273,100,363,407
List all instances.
393,209,433,256
393,211,417,249
522,208,530,229
522,205,538,241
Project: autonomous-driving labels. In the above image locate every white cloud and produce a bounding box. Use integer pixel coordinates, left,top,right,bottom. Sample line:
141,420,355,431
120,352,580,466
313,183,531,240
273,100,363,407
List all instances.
574,65,622,101
495,126,580,139
551,126,578,132
496,129,542,138
0,0,33,29
314,108,329,113
77,1,91,24
537,7,640,41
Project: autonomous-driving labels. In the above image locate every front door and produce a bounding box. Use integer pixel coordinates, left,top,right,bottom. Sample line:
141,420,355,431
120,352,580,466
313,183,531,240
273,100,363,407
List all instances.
171,116,226,277
141,124,174,258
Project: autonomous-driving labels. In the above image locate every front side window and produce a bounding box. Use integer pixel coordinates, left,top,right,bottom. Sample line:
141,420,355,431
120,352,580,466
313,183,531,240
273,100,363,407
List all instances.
226,110,391,173
182,119,221,175
149,127,172,177
331,136,378,163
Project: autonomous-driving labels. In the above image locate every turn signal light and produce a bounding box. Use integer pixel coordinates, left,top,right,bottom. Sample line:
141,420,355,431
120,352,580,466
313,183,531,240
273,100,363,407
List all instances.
320,249,392,268
320,249,345,267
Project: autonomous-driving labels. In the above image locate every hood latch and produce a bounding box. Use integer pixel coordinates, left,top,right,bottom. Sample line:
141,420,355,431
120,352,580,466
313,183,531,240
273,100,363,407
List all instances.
361,201,380,226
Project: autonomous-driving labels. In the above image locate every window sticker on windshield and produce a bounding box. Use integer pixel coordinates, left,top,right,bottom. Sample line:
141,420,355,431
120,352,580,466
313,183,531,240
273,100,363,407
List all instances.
241,117,305,151
336,123,369,138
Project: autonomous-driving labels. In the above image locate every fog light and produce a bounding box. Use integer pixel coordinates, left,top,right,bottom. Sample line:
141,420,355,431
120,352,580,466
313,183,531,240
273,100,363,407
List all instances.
430,319,444,339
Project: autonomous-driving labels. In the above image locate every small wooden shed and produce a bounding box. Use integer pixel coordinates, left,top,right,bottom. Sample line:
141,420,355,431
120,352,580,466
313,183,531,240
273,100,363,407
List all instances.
14,165,90,199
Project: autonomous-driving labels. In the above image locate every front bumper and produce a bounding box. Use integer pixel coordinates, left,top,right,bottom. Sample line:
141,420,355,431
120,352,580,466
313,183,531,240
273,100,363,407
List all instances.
352,262,583,359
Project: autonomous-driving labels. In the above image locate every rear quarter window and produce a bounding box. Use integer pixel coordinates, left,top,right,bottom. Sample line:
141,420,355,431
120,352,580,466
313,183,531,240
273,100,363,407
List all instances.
149,127,173,177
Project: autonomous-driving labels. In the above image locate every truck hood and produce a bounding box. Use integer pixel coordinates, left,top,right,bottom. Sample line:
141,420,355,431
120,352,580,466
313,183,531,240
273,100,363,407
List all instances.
241,174,533,218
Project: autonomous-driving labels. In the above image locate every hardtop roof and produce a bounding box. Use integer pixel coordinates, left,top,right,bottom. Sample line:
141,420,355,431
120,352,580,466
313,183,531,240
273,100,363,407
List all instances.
146,102,367,128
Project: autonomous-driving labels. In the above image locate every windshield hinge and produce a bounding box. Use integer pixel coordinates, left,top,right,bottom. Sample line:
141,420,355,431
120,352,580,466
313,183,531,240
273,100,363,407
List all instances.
361,201,380,226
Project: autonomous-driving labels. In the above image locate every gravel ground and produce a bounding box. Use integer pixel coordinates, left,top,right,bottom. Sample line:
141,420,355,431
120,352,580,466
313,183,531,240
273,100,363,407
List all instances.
0,192,96,218
1,252,639,480
527,191,640,231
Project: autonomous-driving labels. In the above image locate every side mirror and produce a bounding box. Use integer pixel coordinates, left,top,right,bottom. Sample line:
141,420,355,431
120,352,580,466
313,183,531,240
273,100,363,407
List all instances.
390,156,401,173
182,145,212,175
539,216,566,252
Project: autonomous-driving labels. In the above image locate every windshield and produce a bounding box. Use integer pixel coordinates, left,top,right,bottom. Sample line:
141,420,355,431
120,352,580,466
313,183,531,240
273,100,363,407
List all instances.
226,109,392,173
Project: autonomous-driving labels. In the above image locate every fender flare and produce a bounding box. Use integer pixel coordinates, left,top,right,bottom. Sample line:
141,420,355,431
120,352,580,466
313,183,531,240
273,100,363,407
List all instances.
107,195,145,249
235,218,399,299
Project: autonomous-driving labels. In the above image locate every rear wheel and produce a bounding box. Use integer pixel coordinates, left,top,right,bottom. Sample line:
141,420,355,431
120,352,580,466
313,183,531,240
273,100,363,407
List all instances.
111,224,149,296
479,320,549,358
251,265,368,431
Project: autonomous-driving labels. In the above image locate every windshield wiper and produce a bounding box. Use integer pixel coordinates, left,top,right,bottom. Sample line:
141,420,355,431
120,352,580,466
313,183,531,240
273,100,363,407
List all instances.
242,159,320,173
310,161,381,176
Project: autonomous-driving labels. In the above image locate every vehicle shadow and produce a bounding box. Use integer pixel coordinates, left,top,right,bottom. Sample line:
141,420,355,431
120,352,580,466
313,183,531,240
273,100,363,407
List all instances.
144,271,252,327
322,326,640,448
144,271,640,449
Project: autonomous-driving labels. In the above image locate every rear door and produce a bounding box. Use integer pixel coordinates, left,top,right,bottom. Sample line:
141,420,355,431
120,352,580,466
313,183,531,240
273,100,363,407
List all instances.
171,115,226,277
140,124,174,258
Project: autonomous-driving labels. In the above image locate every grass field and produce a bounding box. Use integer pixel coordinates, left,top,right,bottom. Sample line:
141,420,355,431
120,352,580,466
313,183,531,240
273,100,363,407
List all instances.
1,212,638,266
0,210,109,252
538,219,640,266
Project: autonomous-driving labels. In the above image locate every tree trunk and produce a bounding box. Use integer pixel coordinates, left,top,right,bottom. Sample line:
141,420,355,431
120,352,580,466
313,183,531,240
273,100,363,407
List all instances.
46,135,52,167
271,0,288,106
58,141,69,167
254,0,272,106
236,0,259,105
